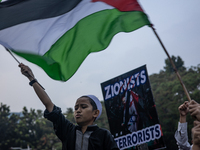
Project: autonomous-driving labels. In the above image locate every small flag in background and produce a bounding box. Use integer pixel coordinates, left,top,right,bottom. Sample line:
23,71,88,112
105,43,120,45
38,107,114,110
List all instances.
0,0,150,81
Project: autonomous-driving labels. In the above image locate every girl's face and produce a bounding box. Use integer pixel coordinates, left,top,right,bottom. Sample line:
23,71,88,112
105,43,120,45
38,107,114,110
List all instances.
74,97,98,126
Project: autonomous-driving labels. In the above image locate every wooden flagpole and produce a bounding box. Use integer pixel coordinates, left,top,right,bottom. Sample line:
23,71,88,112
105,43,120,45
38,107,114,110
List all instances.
150,24,191,102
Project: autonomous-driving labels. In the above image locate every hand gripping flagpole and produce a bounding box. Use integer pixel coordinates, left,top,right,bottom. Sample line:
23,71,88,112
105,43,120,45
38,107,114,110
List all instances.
4,47,45,90
150,24,191,102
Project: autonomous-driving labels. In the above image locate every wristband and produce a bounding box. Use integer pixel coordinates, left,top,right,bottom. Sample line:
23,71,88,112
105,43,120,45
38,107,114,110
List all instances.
29,79,37,86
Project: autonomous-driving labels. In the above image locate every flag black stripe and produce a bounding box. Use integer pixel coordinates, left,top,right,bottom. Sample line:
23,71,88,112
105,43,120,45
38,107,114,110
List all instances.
0,0,26,8
0,0,81,30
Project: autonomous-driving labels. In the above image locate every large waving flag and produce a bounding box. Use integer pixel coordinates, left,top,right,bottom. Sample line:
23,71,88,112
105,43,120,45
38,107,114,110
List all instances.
0,0,150,81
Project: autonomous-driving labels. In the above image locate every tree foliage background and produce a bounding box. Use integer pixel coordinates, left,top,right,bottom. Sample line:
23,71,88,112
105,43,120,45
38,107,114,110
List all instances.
149,56,200,149
0,56,199,150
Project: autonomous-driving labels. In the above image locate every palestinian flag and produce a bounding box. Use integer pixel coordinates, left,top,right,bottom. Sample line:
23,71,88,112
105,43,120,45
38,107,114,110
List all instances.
0,0,150,81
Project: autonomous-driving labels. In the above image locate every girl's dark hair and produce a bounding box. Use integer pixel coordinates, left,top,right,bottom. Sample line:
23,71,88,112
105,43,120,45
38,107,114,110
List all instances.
80,96,97,111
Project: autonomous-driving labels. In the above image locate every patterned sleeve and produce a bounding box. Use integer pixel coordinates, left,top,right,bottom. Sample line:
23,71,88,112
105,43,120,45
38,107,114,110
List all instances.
174,122,192,150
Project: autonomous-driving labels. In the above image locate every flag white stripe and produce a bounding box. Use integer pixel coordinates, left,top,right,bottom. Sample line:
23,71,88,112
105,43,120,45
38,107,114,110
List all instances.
0,0,113,55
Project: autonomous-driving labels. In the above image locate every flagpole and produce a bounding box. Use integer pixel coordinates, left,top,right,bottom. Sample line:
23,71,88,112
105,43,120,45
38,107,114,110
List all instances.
3,46,45,90
150,24,191,102
5,47,21,64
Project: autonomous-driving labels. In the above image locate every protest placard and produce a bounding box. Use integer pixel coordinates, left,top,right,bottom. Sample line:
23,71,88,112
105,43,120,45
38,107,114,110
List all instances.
101,65,165,150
